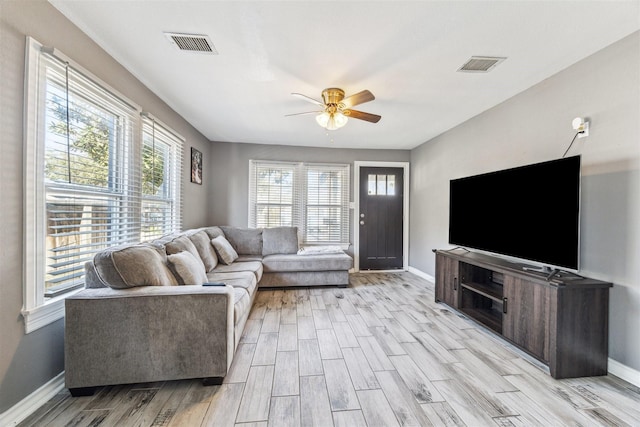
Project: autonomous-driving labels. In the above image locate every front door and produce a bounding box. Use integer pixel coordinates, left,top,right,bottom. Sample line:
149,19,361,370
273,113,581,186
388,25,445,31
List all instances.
359,167,404,270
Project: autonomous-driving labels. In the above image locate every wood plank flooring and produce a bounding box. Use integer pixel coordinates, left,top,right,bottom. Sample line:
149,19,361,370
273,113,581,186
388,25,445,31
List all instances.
19,272,640,426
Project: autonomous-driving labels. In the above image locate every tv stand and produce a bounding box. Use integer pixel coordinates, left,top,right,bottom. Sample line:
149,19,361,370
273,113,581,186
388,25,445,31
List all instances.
434,249,612,379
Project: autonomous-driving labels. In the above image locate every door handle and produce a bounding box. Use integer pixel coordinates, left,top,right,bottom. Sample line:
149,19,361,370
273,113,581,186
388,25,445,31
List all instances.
453,277,458,291
503,297,508,314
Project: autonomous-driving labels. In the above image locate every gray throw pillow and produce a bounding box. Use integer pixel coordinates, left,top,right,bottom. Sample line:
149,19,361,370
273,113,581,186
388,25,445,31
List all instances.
262,227,299,255
167,251,208,285
211,235,239,265
188,230,218,272
108,244,178,288
165,235,206,272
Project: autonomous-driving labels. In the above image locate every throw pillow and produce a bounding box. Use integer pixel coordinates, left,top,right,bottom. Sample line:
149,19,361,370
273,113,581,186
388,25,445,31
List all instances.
165,235,206,272
211,235,239,265
108,244,178,288
263,226,299,256
167,251,208,285
188,230,218,271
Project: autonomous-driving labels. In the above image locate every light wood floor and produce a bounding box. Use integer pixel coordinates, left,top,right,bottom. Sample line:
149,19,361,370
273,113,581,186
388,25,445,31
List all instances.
20,272,640,427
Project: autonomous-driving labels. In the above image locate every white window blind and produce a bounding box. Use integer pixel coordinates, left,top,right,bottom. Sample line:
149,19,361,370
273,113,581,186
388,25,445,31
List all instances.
141,116,183,241
249,160,350,245
304,164,350,244
248,161,299,228
40,52,140,297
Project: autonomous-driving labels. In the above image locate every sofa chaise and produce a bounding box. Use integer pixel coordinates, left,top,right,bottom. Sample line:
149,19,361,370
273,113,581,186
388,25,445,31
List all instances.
64,226,352,396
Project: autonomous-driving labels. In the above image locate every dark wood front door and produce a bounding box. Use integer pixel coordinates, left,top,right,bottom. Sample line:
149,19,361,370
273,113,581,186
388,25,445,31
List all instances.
359,167,404,270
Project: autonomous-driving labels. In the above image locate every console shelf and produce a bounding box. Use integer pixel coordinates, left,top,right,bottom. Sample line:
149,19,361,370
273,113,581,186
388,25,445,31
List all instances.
434,249,613,379
461,281,502,302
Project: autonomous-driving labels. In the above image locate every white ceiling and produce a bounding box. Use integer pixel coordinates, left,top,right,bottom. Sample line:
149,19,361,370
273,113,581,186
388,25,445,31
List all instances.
50,1,640,150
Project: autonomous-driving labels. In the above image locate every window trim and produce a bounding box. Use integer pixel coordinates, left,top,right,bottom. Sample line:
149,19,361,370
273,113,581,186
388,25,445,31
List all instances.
22,37,143,333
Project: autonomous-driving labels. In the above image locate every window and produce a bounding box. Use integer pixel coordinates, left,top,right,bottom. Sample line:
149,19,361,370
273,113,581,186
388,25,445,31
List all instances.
250,162,297,228
23,38,183,332
141,116,183,241
368,174,396,195
249,160,350,246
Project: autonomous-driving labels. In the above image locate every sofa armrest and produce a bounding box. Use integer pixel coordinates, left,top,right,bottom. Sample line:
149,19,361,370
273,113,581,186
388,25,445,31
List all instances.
65,285,235,389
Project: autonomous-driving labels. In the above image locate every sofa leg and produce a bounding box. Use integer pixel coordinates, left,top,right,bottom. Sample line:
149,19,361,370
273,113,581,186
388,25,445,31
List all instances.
69,387,97,397
202,377,224,386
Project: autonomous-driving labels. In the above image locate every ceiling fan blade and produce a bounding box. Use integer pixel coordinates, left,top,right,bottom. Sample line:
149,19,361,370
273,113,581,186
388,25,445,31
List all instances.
340,90,375,109
285,111,322,117
291,93,324,106
343,109,381,123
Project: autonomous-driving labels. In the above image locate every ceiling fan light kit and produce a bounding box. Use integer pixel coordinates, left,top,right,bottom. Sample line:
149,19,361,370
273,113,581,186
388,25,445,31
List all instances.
316,111,348,130
289,87,381,131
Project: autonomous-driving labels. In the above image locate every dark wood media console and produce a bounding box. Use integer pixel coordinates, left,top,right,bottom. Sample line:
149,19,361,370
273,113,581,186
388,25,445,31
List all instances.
434,249,613,379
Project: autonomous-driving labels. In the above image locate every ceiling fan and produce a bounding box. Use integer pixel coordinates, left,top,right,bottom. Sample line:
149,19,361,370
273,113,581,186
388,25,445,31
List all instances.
287,88,381,130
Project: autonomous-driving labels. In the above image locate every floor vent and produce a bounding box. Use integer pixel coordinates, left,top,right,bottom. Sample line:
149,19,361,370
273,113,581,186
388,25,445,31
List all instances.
458,56,505,73
164,32,218,54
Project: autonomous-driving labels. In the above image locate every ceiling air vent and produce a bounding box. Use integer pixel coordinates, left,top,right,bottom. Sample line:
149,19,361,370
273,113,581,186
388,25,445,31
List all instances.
458,56,506,73
164,32,218,54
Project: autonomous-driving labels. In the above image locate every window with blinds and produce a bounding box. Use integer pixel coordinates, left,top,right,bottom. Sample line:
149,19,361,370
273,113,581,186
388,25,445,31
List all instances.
41,53,140,297
304,164,350,243
249,160,350,245
249,161,298,229
141,117,183,241
24,38,184,325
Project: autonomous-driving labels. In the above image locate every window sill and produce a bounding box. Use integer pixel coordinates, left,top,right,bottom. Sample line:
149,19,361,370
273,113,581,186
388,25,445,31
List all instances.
21,289,81,334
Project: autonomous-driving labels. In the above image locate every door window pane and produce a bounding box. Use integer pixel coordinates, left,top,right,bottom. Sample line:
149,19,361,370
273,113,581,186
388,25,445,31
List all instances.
377,175,387,195
387,175,395,195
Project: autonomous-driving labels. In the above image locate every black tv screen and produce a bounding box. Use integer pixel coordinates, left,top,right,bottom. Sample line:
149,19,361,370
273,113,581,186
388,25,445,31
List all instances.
449,156,580,270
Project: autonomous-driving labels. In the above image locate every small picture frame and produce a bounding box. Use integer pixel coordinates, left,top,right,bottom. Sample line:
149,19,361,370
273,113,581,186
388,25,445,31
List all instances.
191,147,202,185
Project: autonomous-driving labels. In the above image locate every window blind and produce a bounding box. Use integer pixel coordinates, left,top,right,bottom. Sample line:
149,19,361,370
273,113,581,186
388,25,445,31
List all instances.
141,116,183,241
249,160,298,228
304,163,350,244
40,52,140,297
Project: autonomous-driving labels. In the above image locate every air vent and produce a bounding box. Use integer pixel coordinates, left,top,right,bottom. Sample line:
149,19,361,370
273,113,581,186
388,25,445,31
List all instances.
458,56,506,73
164,32,218,54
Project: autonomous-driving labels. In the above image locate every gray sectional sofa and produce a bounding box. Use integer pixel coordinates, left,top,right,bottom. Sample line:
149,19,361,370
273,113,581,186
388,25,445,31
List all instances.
65,225,352,396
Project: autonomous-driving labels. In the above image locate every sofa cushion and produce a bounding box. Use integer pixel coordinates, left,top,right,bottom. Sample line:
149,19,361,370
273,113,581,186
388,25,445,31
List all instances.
220,226,263,255
211,235,239,265
188,230,218,272
213,260,263,283
236,254,264,263
233,288,251,326
94,244,178,289
207,271,258,296
167,251,208,285
262,253,353,273
262,226,299,256
165,236,206,271
202,226,224,240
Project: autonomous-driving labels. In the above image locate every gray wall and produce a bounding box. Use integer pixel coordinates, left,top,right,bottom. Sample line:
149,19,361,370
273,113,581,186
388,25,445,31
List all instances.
0,0,211,412
410,32,640,371
207,142,410,249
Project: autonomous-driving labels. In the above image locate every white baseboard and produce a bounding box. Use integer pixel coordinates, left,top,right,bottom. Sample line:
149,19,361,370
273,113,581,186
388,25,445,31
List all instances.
407,266,435,283
608,358,640,387
0,371,65,426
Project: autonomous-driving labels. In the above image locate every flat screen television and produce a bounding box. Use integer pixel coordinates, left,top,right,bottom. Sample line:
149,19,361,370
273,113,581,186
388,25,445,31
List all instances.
449,155,580,270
